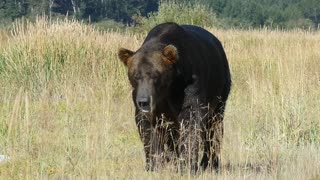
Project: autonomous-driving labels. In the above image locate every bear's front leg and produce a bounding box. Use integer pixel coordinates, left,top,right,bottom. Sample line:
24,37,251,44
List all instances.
150,124,167,171
177,112,201,174
135,111,154,171
136,112,168,171
177,76,202,174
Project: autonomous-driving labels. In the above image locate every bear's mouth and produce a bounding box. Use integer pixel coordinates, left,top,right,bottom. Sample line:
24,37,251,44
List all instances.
140,107,151,113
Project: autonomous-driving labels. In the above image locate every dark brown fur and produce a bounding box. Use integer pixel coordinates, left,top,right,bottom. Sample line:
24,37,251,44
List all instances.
118,22,231,173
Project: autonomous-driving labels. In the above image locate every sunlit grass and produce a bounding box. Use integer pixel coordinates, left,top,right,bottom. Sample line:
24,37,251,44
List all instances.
0,17,319,179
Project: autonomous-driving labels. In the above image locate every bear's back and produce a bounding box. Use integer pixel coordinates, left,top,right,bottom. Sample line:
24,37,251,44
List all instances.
142,22,231,104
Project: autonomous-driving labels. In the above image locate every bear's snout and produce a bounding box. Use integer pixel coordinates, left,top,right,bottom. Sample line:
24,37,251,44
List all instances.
136,97,151,113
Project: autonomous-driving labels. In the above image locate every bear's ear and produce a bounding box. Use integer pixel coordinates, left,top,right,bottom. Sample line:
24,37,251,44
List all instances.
162,44,178,65
118,48,134,66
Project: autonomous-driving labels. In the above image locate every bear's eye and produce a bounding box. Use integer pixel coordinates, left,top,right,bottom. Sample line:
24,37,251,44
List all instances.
150,72,160,80
133,74,142,81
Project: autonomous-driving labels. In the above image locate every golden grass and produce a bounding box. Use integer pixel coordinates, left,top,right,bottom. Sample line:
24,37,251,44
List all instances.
0,18,319,179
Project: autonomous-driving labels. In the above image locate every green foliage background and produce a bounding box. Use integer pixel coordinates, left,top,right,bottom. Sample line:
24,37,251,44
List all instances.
0,0,319,29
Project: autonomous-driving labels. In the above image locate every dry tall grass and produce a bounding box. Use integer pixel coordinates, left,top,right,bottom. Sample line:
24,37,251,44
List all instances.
0,18,319,179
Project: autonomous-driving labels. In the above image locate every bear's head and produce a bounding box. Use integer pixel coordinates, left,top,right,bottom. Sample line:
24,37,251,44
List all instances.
118,43,178,113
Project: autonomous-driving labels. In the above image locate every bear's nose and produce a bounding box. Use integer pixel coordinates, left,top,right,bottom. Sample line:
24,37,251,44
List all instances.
137,97,151,113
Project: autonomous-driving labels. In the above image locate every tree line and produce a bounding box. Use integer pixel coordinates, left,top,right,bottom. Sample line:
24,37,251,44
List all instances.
0,0,158,23
205,0,320,29
0,0,319,29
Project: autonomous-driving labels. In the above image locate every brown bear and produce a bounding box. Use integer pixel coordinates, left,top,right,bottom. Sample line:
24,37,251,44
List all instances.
118,22,231,173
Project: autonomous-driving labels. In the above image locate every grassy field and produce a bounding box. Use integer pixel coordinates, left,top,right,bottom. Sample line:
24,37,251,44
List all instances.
0,18,319,179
